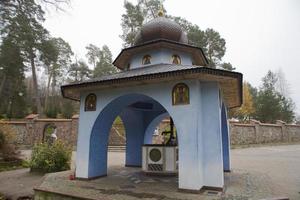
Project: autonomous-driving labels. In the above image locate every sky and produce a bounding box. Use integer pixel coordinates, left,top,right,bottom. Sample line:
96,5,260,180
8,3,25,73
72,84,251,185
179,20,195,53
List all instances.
44,0,300,115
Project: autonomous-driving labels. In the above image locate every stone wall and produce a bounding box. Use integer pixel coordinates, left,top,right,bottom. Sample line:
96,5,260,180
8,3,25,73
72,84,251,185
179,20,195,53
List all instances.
229,119,300,145
1,116,300,148
0,114,125,148
0,114,79,147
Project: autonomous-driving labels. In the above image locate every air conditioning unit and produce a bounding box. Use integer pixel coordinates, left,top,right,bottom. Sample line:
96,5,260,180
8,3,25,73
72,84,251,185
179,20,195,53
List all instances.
142,145,178,175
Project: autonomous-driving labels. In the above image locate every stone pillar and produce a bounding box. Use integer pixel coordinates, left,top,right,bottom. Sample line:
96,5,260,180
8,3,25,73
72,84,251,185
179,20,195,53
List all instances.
250,119,261,144
71,114,79,147
276,120,288,142
25,114,39,145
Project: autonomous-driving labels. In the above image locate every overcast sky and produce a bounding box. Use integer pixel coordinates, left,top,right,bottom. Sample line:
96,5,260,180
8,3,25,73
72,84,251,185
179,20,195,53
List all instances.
44,0,300,115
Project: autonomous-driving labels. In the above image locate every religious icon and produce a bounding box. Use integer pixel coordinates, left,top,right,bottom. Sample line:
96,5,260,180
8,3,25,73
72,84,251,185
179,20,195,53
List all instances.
172,55,181,65
85,93,97,111
172,83,189,105
142,55,151,65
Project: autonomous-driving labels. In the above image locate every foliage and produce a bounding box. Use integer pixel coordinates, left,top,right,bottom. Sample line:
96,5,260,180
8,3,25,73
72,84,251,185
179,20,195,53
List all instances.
67,60,91,82
120,1,230,69
254,71,295,123
0,0,51,114
220,62,236,71
0,35,27,119
231,82,255,121
93,45,118,77
0,0,73,116
61,99,77,119
30,140,72,173
86,44,101,69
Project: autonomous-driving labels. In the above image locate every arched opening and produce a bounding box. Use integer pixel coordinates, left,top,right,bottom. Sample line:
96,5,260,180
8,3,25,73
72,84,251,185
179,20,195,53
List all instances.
42,123,57,143
88,93,180,179
144,113,177,146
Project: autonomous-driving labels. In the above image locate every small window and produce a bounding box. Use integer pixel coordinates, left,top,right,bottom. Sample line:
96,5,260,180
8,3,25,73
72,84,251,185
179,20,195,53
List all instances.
85,93,97,111
172,55,181,65
142,55,151,65
172,83,189,105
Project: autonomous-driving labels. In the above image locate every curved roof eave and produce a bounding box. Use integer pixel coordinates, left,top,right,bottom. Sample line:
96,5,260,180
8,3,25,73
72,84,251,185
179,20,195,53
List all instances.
113,39,209,70
61,65,242,109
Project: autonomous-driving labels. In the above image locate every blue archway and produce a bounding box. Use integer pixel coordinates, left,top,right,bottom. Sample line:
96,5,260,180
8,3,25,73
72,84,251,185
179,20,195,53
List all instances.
88,93,177,178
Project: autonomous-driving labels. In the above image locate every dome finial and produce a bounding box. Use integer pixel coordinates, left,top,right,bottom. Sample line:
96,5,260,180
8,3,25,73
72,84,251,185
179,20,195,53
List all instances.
157,2,164,17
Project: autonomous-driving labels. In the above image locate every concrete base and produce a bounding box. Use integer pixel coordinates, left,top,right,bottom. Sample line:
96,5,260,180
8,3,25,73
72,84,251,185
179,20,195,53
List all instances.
34,165,282,200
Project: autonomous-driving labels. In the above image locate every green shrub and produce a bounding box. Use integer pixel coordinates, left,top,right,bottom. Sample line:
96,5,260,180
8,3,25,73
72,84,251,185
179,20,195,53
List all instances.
30,140,72,173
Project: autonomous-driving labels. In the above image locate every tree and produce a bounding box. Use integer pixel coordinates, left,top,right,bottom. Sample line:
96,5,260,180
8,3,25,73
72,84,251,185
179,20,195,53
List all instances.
93,45,118,77
120,1,145,47
229,82,255,120
255,71,295,123
68,60,91,82
220,62,236,71
203,28,226,68
40,37,73,113
0,35,27,118
232,82,255,121
85,44,101,69
120,1,229,69
0,0,50,114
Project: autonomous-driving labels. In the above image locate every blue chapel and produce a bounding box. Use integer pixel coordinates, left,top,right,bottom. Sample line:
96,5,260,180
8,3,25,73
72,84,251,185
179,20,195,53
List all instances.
61,13,243,191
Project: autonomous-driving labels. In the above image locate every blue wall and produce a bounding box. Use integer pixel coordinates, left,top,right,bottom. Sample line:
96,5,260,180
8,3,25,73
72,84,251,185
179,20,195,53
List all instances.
76,80,226,190
221,103,231,172
130,48,193,69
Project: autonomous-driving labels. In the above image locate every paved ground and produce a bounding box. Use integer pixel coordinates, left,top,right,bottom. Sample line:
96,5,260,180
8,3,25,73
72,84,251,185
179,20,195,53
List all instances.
230,144,300,199
1,144,300,199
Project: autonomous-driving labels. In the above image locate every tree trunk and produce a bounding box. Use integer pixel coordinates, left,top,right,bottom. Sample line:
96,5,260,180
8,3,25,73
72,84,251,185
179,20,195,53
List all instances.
30,49,42,114
44,72,52,112
0,74,6,97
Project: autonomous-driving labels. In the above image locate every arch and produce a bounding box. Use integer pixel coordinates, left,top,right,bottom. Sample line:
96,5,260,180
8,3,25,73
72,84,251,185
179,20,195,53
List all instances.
172,54,181,65
42,123,56,143
85,93,97,111
88,93,179,177
144,112,169,144
172,83,189,105
142,55,151,65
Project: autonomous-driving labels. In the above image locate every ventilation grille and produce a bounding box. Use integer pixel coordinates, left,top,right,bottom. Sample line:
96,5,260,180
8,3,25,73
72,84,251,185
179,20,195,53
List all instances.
148,164,163,171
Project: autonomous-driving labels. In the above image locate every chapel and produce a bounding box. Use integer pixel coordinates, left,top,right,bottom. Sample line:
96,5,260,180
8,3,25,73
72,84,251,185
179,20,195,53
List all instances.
61,11,242,191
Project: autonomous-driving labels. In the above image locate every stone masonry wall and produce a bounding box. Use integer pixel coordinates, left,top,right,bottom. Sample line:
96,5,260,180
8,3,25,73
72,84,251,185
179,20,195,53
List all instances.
1,116,300,148
229,119,300,145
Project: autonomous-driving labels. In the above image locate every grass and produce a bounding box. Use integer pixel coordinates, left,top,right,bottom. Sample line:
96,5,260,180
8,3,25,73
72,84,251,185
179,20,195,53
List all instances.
0,159,28,172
